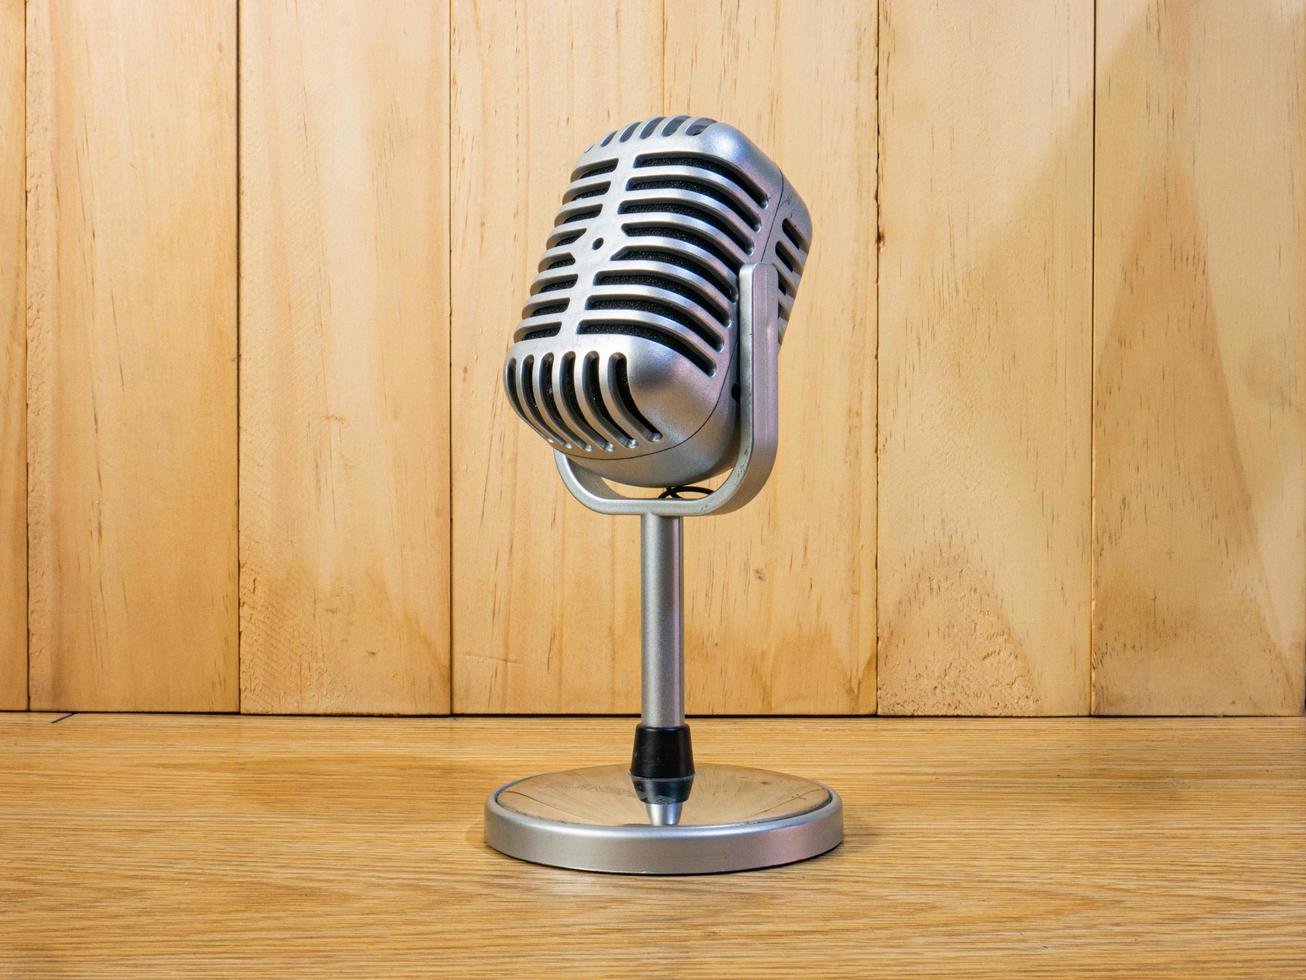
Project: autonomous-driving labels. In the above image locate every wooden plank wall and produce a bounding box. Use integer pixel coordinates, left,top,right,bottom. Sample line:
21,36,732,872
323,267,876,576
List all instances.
0,0,21,708
238,0,451,714
877,0,1093,715
1,0,1302,716
25,0,238,711
1093,0,1306,714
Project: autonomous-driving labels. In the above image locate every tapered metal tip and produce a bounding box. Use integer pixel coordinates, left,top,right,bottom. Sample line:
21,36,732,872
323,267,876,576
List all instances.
645,801,682,827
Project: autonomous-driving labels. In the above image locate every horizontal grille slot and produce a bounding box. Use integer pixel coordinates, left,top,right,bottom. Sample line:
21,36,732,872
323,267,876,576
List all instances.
555,204,601,226
578,319,716,376
776,233,807,277
781,216,810,252
586,296,723,352
558,351,610,451
547,229,583,248
523,299,568,318
661,115,690,137
609,354,660,442
565,181,609,201
518,356,564,444
583,351,634,447
622,222,744,275
613,245,736,300
532,274,577,294
774,211,810,325
634,152,768,207
537,353,584,449
594,271,730,325
573,159,617,180
507,358,557,445
514,324,560,342
774,239,797,272
540,253,575,270
619,199,753,254
626,176,760,231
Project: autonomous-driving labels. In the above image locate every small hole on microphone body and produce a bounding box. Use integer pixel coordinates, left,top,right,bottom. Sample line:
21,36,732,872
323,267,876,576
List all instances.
592,237,604,250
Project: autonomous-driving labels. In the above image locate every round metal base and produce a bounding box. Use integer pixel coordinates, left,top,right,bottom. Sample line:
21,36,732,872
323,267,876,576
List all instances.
484,763,843,875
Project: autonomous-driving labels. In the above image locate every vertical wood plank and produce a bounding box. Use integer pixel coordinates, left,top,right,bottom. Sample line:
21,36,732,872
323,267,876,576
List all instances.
0,0,22,709
239,0,451,714
26,0,238,710
450,0,661,712
877,0,1093,715
1093,0,1306,714
664,0,878,713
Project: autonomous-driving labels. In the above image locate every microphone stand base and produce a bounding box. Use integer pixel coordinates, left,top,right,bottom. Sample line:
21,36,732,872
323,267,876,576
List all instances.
484,763,842,875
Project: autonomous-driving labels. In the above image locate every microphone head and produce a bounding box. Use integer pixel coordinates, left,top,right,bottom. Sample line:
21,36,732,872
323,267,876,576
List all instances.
503,116,811,489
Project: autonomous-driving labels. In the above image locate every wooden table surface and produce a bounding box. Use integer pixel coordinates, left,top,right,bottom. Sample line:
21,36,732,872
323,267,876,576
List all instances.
2,714,1304,976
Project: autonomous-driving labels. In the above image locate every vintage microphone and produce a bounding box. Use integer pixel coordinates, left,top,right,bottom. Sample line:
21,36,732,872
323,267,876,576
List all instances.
484,115,843,874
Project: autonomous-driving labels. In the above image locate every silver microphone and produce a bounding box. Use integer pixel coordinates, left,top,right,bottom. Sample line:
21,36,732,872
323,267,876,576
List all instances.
502,114,811,489
486,117,842,873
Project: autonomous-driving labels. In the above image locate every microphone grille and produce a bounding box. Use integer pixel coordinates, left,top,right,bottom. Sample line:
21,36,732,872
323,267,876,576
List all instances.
505,116,811,483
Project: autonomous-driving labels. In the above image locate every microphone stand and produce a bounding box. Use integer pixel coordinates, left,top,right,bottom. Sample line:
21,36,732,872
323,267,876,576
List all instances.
484,264,843,874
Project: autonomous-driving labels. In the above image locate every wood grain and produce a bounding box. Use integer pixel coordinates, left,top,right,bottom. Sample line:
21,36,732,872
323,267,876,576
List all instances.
25,0,237,711
877,0,1093,715
449,0,661,712
238,0,451,714
0,0,22,709
1092,0,1306,715
1,714,1304,975
663,0,878,713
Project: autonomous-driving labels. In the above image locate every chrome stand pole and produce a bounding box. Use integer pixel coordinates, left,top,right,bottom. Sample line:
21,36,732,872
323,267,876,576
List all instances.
634,512,691,825
641,513,684,729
